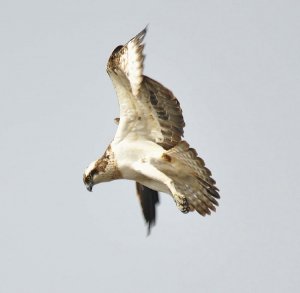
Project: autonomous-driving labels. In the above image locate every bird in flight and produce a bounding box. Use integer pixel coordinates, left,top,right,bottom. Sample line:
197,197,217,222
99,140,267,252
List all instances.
83,28,220,233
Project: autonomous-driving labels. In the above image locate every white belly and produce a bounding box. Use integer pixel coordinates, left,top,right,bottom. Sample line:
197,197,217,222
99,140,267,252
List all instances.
111,139,170,194
136,177,170,194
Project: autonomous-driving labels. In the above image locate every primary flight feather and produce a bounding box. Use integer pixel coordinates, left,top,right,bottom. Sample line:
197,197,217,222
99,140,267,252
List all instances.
83,27,220,233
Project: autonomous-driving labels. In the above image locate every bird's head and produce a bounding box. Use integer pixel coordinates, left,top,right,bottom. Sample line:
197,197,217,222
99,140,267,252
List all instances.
83,162,97,192
83,147,122,192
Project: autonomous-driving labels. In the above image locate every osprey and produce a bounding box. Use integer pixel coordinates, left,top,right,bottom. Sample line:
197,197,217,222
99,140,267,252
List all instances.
83,28,220,233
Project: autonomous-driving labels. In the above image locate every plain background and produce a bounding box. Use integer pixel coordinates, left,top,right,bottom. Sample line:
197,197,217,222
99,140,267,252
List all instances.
1,0,299,292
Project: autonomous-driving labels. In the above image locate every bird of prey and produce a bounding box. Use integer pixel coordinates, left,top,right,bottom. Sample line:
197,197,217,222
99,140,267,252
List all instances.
83,28,220,233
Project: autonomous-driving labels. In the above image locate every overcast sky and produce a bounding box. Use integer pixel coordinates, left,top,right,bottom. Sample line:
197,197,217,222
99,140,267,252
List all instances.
1,0,299,292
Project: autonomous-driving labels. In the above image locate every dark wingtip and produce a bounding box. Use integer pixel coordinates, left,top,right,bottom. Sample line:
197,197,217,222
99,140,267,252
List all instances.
133,26,148,43
136,182,159,235
147,223,151,237
143,24,148,32
142,24,148,34
111,45,123,55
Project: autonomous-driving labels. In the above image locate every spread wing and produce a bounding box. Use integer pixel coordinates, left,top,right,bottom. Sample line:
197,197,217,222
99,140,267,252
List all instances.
136,182,159,234
107,27,185,149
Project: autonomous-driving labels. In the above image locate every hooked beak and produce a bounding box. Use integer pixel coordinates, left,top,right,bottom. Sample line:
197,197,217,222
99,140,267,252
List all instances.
86,183,93,192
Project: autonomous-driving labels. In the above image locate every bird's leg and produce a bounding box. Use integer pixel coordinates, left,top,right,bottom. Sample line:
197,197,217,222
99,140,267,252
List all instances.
132,161,173,190
132,162,189,212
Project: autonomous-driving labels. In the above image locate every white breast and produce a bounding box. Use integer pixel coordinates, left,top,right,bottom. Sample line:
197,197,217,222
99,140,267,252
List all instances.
111,139,170,193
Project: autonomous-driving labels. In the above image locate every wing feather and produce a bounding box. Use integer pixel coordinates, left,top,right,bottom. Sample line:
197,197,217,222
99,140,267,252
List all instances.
166,141,220,215
107,27,146,96
106,28,185,148
136,182,159,234
151,141,219,216
142,76,185,149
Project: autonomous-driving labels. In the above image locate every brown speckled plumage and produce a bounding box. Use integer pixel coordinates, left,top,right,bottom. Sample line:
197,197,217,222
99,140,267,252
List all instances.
83,27,220,234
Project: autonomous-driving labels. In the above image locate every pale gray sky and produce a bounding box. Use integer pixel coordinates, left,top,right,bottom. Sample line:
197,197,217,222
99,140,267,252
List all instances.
1,0,300,292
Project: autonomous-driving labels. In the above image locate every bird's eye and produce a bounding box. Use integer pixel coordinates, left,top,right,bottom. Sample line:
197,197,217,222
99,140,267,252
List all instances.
83,173,91,184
